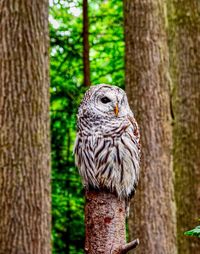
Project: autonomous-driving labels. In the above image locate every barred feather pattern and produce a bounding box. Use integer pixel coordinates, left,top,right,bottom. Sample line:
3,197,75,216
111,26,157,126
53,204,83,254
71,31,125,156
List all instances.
74,84,140,199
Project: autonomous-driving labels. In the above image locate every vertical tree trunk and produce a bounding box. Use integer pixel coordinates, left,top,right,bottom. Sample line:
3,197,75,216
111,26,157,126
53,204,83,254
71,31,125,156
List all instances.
124,1,177,253
0,1,51,254
168,1,200,253
83,0,91,86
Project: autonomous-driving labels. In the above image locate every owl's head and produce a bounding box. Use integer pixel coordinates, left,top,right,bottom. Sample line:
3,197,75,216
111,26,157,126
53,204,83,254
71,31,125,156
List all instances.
79,84,132,119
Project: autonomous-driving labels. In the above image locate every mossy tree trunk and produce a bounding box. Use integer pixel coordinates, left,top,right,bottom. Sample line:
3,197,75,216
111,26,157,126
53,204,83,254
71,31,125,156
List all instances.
168,1,200,253
124,1,177,253
0,1,51,253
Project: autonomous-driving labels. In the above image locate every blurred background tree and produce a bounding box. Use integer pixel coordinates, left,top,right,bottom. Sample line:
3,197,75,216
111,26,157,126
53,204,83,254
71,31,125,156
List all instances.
49,0,124,253
124,1,177,253
168,1,200,253
0,1,51,253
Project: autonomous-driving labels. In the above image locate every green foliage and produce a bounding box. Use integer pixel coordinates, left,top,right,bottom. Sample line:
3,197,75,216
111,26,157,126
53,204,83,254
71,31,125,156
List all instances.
89,0,124,86
49,0,124,253
184,224,200,238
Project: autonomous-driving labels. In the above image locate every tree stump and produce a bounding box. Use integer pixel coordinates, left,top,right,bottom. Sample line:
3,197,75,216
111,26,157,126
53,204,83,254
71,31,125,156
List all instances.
85,190,139,254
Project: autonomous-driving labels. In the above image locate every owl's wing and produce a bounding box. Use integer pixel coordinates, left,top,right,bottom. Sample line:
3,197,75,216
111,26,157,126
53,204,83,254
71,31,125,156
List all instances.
126,115,141,197
95,117,140,198
74,133,99,188
127,114,141,152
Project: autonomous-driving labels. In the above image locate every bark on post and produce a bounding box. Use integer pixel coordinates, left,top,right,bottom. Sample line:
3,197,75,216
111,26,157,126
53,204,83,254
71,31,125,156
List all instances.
83,0,91,86
124,1,177,253
85,190,139,254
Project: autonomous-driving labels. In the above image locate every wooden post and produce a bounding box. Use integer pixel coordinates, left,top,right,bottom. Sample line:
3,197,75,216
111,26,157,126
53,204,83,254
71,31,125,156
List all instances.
84,190,139,254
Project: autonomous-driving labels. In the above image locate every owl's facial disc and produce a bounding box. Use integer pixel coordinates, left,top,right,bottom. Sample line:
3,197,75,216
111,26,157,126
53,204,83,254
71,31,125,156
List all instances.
93,87,125,118
100,96,118,117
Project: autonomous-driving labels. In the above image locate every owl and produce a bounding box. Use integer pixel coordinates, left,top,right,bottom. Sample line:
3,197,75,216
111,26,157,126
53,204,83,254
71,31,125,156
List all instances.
74,84,140,199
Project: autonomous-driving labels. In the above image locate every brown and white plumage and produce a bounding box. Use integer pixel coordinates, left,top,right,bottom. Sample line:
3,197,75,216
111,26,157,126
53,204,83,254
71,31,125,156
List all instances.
74,84,140,199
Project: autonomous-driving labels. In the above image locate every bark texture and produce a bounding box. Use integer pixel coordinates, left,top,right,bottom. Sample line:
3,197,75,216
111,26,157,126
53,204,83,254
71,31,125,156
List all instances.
124,1,177,253
0,1,51,254
168,1,200,253
83,0,91,86
85,190,138,254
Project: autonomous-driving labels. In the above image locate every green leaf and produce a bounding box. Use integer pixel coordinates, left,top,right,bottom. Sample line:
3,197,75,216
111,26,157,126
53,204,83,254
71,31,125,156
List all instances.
184,225,200,237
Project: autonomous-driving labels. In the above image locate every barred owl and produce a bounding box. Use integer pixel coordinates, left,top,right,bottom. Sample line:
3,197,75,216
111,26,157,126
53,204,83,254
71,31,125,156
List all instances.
74,84,140,199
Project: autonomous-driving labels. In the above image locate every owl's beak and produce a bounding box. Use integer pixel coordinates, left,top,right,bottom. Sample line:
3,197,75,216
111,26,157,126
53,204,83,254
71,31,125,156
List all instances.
114,103,119,117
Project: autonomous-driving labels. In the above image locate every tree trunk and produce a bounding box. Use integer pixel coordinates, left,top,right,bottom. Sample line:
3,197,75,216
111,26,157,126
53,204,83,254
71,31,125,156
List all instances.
85,190,139,254
124,1,177,253
0,1,51,254
83,0,91,86
168,1,200,253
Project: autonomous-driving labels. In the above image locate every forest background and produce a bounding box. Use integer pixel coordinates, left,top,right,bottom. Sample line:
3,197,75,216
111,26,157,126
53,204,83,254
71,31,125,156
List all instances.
50,0,200,254
0,0,198,254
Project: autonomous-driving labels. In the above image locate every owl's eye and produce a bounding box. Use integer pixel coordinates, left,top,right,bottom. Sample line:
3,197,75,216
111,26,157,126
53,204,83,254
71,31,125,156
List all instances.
101,97,111,104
